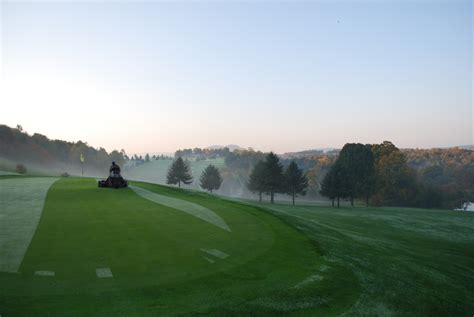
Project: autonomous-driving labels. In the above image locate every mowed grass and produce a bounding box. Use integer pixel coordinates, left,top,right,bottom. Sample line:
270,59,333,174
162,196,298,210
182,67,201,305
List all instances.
2,176,472,316
1,177,356,316
0,177,58,272
262,202,474,316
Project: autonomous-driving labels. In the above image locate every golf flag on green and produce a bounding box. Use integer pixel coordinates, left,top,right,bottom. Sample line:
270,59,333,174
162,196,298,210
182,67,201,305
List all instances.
80,153,85,176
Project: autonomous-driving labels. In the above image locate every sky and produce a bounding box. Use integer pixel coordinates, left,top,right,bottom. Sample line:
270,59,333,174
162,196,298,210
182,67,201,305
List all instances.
0,0,472,154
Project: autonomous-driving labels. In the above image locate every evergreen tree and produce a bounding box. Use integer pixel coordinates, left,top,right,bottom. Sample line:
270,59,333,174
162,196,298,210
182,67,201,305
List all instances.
166,157,193,188
320,168,337,207
247,161,266,202
284,161,308,205
145,153,150,163
200,164,223,193
263,152,285,204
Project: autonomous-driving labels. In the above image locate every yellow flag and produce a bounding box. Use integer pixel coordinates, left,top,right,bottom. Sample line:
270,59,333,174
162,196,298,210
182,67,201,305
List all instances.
80,153,85,163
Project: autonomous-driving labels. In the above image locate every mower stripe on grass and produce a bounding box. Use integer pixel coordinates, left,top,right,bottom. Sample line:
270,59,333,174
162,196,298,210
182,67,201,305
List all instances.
200,248,229,259
0,177,58,273
129,185,231,232
34,270,55,277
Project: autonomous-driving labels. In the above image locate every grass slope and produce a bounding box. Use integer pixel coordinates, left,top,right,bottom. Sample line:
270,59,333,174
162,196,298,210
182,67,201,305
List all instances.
263,202,474,316
1,177,349,316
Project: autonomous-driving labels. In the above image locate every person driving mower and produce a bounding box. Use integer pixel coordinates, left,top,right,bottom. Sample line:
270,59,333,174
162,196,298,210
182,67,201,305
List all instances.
98,161,128,188
110,161,121,177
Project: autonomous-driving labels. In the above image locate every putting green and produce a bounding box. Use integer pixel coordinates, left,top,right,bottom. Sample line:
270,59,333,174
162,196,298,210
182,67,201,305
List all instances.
1,178,335,316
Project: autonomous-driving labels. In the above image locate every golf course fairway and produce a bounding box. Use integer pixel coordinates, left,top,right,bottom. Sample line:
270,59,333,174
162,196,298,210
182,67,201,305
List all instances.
1,176,473,316
0,177,347,316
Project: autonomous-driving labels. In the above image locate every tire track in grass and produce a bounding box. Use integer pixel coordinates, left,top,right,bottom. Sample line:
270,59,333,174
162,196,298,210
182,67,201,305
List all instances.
129,185,231,232
0,177,58,273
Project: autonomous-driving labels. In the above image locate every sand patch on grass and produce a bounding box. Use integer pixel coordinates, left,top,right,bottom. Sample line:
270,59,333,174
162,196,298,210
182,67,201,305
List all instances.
130,185,231,232
0,177,58,273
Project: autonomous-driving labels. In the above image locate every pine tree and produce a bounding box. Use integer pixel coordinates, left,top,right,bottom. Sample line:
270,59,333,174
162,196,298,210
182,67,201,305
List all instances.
263,152,284,204
200,164,222,193
166,157,193,188
320,167,337,207
247,161,266,202
284,161,308,205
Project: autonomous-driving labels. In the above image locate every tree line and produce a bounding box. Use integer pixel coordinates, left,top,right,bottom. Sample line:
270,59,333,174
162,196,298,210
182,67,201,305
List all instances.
247,152,308,205
318,141,473,208
166,157,223,193
127,153,173,168
0,124,126,175
224,141,472,209
174,147,231,160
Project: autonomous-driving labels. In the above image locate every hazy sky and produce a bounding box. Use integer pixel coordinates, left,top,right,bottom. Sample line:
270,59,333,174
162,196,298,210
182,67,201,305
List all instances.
0,0,472,154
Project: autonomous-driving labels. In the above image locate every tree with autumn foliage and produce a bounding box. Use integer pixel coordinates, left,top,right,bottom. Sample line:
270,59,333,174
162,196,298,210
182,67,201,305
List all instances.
371,141,418,206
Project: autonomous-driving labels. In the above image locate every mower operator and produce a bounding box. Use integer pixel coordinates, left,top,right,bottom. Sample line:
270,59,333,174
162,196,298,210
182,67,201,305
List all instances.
109,161,121,177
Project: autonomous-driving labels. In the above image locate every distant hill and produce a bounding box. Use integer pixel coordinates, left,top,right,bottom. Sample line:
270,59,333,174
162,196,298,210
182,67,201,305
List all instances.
0,124,126,176
206,144,244,152
458,145,474,151
282,148,339,158
283,145,473,158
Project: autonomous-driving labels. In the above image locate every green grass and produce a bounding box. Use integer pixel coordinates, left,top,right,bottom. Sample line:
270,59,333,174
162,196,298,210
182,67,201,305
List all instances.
1,176,473,316
124,158,225,189
0,177,58,272
1,177,345,316
129,185,231,231
0,170,19,176
261,202,474,316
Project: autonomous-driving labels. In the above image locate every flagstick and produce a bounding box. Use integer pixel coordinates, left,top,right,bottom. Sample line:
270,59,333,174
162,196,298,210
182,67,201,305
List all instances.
80,153,85,177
